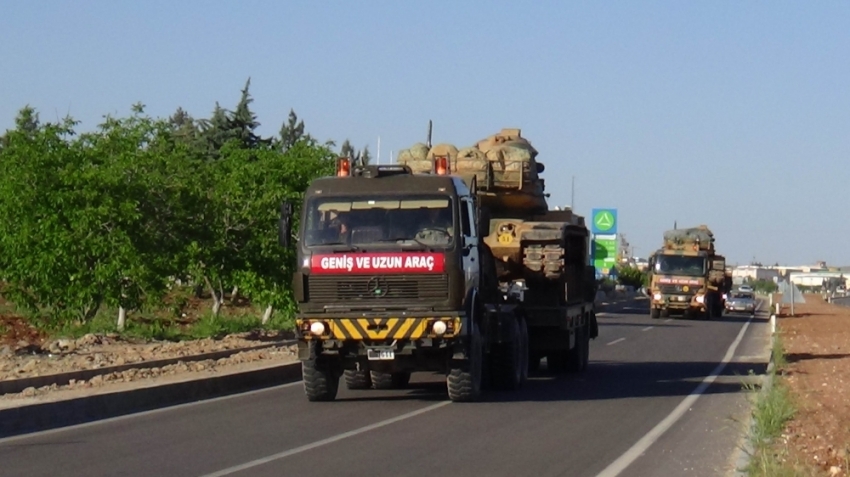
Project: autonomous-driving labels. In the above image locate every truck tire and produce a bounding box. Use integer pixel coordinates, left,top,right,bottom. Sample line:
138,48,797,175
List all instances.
660,308,670,318
344,368,372,390
303,359,339,402
490,319,522,391
650,308,661,319
567,320,589,373
447,323,483,402
370,370,411,390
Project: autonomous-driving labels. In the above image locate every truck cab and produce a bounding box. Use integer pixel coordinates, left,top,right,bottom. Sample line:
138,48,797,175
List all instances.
280,159,494,401
648,247,727,319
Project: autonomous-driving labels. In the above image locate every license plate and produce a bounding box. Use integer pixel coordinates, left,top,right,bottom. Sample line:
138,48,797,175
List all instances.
367,349,395,361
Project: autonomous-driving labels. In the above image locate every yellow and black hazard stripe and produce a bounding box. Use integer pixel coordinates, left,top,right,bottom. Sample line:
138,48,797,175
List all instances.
297,317,462,341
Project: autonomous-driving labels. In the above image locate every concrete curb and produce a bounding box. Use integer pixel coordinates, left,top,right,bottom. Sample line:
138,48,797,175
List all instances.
0,361,303,439
732,301,777,476
1,340,296,396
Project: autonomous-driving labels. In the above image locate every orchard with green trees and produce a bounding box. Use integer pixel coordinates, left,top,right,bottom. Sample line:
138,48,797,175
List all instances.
0,79,371,339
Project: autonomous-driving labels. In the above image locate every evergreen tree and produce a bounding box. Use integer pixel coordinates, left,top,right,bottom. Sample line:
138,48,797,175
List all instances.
168,107,199,145
360,145,371,165
279,109,308,152
228,78,272,149
340,139,355,159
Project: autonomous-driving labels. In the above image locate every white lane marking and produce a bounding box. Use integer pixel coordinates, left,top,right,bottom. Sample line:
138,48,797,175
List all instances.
0,380,304,444
597,312,612,317
641,326,654,332
594,314,754,477
606,338,626,346
199,401,451,477
664,319,672,323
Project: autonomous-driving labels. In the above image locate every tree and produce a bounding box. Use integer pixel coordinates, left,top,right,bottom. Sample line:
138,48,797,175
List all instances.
340,139,354,159
616,265,646,289
229,78,273,150
279,109,308,152
168,107,200,145
360,145,371,166
0,106,187,324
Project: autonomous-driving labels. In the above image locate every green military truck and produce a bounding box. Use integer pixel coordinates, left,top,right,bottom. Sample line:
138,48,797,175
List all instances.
280,129,597,402
647,225,731,319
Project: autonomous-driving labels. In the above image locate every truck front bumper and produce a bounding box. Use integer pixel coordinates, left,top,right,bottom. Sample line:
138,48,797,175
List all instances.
651,294,705,311
295,313,468,362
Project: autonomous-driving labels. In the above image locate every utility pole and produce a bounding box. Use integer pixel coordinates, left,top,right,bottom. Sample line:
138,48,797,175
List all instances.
377,136,381,165
571,176,575,210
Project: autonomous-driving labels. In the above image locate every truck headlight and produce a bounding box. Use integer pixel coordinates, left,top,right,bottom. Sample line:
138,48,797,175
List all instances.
432,320,447,335
653,293,663,301
695,295,705,304
309,321,326,336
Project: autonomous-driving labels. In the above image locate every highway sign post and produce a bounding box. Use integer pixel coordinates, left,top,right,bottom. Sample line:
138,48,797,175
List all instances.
590,209,618,277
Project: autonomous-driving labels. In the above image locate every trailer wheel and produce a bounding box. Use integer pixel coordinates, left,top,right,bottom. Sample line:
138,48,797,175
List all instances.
490,319,522,391
567,319,589,373
344,368,372,390
371,370,410,390
303,358,340,402
447,323,483,402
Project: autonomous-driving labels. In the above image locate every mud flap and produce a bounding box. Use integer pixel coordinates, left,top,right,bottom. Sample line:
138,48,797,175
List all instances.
589,311,599,339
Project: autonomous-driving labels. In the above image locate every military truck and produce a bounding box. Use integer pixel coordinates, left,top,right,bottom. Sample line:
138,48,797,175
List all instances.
647,225,730,319
280,129,597,402
400,129,599,371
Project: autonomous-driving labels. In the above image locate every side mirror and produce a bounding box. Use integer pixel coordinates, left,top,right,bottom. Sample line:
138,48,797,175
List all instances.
279,200,293,248
536,162,545,174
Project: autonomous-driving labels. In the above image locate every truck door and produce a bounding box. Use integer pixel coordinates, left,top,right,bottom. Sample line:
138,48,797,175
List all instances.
460,197,480,291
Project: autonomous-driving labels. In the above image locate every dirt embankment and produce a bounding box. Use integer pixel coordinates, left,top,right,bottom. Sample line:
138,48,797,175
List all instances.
777,295,850,475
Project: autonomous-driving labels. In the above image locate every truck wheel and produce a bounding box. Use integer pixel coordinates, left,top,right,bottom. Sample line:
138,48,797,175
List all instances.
660,308,670,318
344,368,372,390
650,308,660,319
567,321,589,373
490,319,522,391
447,323,483,402
370,370,410,390
302,359,339,402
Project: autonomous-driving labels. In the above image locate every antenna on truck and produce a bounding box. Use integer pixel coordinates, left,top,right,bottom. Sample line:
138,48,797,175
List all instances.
426,120,433,149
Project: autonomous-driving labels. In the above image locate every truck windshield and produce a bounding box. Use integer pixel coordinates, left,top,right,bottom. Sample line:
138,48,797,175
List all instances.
654,255,705,277
303,195,455,248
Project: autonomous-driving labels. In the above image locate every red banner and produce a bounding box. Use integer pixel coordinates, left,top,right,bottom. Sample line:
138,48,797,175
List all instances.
657,277,702,286
310,253,445,274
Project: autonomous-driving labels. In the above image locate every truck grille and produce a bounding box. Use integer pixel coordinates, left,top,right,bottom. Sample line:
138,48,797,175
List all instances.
307,274,449,302
659,284,696,294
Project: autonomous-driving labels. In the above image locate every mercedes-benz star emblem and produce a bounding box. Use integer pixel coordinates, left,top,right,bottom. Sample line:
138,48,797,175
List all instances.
366,277,388,297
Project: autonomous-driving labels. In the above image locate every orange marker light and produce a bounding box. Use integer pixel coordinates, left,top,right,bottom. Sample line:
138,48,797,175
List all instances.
336,157,351,177
435,156,449,175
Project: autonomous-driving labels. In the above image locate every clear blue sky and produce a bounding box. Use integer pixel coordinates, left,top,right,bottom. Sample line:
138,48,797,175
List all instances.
3,1,849,266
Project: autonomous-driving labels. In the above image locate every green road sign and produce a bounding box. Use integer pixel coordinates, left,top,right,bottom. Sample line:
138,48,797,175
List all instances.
592,238,618,273
591,208,618,234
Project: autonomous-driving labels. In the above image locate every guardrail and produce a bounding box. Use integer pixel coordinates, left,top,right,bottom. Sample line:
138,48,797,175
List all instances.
0,340,296,396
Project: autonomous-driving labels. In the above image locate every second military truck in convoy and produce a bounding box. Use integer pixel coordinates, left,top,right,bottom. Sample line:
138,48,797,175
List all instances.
647,225,732,319
280,128,598,402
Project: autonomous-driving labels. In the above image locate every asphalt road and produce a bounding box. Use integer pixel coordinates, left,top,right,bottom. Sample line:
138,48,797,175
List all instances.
0,300,770,477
